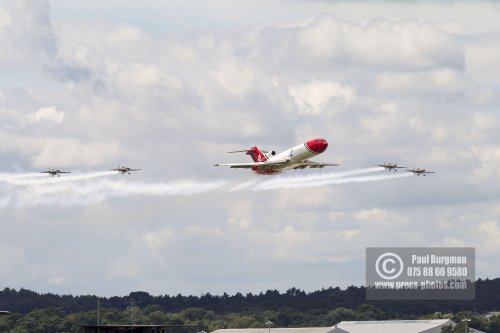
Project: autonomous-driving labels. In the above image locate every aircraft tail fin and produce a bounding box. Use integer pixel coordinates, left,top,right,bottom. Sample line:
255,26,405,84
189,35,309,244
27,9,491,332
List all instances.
246,146,268,162
228,146,268,162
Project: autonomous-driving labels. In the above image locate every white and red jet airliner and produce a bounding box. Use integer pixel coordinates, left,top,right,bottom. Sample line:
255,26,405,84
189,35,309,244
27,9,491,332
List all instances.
214,138,339,174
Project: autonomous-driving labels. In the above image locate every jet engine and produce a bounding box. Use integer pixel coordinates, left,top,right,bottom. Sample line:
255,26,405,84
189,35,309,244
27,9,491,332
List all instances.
266,151,276,158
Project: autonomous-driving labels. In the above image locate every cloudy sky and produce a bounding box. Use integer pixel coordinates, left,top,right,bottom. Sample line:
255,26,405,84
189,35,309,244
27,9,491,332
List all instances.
1,0,500,297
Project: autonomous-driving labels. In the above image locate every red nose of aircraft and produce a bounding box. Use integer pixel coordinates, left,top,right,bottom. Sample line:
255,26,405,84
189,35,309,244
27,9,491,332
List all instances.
305,138,328,153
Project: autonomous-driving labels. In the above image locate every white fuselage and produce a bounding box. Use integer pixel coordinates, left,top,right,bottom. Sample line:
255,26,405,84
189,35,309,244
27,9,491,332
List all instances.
265,143,317,172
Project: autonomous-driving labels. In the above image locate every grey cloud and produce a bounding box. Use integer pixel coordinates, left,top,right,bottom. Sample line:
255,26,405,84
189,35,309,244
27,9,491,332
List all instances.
5,0,95,84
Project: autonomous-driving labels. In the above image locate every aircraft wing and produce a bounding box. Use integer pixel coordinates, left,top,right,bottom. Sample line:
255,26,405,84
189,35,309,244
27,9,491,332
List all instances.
215,159,289,169
293,160,339,170
406,170,435,174
0,311,10,315
59,171,71,174
129,169,141,171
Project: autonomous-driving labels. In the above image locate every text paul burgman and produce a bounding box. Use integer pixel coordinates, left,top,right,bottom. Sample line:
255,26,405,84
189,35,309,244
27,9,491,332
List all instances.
412,254,467,265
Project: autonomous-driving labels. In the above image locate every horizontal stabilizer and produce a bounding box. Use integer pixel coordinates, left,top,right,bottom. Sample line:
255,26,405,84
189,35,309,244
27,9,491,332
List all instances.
227,150,252,153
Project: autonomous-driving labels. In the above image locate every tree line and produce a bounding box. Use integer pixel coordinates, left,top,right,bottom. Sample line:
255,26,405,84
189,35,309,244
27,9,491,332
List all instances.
1,305,500,333
0,278,499,332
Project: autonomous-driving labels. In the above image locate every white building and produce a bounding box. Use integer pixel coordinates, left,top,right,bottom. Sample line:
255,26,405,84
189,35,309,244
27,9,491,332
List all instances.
332,319,453,333
212,319,486,333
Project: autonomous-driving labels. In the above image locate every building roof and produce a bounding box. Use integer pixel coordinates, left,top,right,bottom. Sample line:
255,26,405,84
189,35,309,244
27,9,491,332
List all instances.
213,319,487,333
332,319,453,333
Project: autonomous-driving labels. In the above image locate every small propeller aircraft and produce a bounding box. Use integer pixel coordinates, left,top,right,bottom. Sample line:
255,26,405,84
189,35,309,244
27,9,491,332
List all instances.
214,138,339,175
406,168,435,176
111,166,141,174
41,169,71,177
378,163,406,171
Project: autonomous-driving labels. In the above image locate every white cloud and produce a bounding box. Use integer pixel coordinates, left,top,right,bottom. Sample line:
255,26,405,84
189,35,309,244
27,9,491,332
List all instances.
288,80,355,115
469,145,500,183
296,14,344,60
0,8,13,63
434,237,467,247
480,220,500,235
373,68,466,98
479,221,500,251
354,207,410,228
142,229,174,252
272,187,330,210
208,59,256,96
106,24,146,44
465,36,500,84
113,62,184,93
0,244,26,279
27,106,64,124
48,275,67,285
227,199,254,229
295,15,463,71
31,138,121,167
359,101,402,135
0,7,10,29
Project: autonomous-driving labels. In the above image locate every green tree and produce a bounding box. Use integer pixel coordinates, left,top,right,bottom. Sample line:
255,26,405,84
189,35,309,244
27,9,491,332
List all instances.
229,314,259,328
181,308,208,322
99,308,124,325
143,305,164,316
324,307,358,325
441,324,454,333
124,306,144,324
488,315,500,333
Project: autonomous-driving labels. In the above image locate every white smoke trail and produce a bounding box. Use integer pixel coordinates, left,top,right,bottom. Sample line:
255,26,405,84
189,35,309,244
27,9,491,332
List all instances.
101,179,229,196
0,172,46,182
0,167,413,207
0,170,117,186
227,179,258,192
1,178,230,207
254,172,412,191
257,167,384,188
